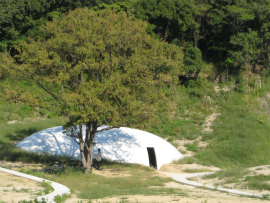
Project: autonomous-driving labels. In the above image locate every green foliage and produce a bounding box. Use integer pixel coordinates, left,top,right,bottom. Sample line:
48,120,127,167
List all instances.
7,8,183,128
18,198,47,203
173,157,197,164
205,168,248,183
256,114,268,124
92,2,130,12
167,137,174,142
229,29,262,67
245,174,270,182
184,142,198,152
183,47,204,77
40,180,53,194
132,0,199,44
1,0,270,78
54,194,69,203
1,8,184,171
0,0,128,52
244,175,270,191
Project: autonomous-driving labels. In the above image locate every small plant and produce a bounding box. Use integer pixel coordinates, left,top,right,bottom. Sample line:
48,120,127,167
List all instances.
167,137,174,142
12,187,19,192
262,194,270,199
256,114,268,124
18,198,48,203
172,143,179,149
54,194,69,203
183,169,213,173
36,191,42,196
44,187,51,194
173,157,197,164
245,175,270,182
19,168,25,173
26,169,34,175
40,180,53,195
40,180,52,188
20,188,29,192
184,142,198,152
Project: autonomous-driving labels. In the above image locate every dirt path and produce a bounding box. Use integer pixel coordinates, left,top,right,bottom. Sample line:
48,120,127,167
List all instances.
67,181,267,203
203,112,221,132
0,162,268,203
0,171,44,203
64,164,270,202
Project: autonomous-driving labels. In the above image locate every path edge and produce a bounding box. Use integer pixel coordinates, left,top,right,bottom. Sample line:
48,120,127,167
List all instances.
161,171,265,199
0,166,71,203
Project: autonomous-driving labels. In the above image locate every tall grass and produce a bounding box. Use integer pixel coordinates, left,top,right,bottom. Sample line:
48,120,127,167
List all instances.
145,84,209,140
197,79,270,168
245,175,270,190
205,168,248,183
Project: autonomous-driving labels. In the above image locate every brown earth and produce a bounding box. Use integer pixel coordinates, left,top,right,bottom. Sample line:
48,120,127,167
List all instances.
0,171,44,203
1,161,269,203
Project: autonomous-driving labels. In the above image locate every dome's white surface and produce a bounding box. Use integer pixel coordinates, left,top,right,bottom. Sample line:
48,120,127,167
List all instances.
16,126,183,170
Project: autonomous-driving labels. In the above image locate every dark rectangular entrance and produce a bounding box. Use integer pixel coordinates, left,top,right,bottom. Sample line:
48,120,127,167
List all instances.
147,147,157,169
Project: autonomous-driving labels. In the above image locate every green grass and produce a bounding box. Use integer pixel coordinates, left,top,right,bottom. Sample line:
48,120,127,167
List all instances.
145,84,208,140
20,188,29,193
54,194,70,203
19,162,186,200
195,80,270,168
173,157,197,165
0,117,67,163
40,180,54,194
182,169,214,173
205,168,270,191
2,75,270,201
244,175,270,191
204,168,248,184
184,141,198,152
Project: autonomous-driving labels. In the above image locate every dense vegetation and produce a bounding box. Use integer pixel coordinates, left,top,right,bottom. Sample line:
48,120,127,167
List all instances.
1,0,270,170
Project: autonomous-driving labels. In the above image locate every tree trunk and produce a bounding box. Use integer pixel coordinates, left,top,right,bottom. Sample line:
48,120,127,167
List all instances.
81,121,97,174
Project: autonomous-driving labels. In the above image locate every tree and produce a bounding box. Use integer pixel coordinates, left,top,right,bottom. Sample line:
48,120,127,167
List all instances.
132,0,199,45
198,0,255,62
1,8,183,173
229,29,261,67
183,47,203,78
0,0,129,52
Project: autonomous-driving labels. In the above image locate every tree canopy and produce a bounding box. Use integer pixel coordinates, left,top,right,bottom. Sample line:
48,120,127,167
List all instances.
1,8,183,172
0,0,128,52
2,0,270,75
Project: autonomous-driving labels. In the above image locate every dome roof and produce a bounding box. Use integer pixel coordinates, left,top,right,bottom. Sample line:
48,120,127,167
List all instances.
17,126,183,170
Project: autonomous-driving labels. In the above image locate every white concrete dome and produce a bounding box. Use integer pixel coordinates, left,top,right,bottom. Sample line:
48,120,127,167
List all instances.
16,126,183,170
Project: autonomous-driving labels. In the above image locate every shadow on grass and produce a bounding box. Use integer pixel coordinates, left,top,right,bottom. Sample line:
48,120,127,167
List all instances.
0,140,71,166
6,127,38,141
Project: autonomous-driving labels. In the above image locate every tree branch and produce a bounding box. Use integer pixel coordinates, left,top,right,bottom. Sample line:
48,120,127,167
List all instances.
96,126,121,133
114,97,128,112
74,138,80,145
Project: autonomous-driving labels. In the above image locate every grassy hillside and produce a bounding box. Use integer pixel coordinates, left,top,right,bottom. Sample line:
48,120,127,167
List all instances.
0,75,270,169
198,81,270,168
1,74,270,202
146,76,270,169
